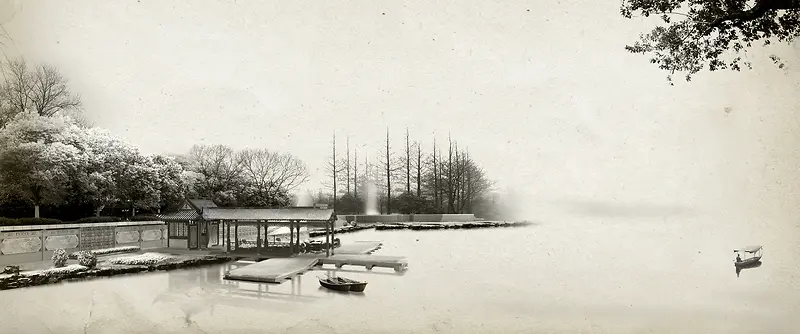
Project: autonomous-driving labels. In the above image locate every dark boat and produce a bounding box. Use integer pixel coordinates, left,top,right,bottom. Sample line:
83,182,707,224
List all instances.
335,277,368,292
318,277,352,292
318,276,368,292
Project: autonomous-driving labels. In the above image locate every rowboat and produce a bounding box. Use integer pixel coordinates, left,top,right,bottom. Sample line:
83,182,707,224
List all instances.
734,245,763,268
335,277,368,292
317,276,368,292
318,276,352,292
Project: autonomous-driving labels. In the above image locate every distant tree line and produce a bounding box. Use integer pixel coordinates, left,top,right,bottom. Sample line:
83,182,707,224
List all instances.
322,129,496,218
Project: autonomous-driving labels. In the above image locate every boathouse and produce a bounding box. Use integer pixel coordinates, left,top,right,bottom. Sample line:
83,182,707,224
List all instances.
156,198,220,250
202,207,337,257
157,199,337,256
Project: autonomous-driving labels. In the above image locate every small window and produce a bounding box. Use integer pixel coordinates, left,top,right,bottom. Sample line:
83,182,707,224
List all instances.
169,222,188,238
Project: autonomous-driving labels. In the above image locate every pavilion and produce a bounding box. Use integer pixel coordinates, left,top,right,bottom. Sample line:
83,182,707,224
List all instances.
202,207,337,257
157,198,337,257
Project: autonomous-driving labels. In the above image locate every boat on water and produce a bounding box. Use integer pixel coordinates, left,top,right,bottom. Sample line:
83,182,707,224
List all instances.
734,245,763,268
318,276,368,292
335,277,368,292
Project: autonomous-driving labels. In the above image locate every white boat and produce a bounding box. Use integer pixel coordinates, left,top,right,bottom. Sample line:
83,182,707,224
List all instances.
733,245,763,268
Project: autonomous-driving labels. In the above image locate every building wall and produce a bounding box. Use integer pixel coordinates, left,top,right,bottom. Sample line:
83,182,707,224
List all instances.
0,221,167,266
168,239,188,249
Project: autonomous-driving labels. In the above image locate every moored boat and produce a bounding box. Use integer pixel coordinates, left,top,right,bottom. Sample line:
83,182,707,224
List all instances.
318,276,352,292
335,277,368,292
317,276,368,292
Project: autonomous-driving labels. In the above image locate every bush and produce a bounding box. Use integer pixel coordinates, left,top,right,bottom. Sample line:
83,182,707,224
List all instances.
76,251,97,268
15,218,63,226
0,217,19,226
51,249,68,268
25,264,88,278
108,252,178,266
69,246,140,259
75,216,122,224
130,215,160,222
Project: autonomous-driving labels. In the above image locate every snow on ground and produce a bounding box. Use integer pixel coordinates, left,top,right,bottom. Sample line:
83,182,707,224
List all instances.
69,246,141,258
22,264,88,276
107,252,180,266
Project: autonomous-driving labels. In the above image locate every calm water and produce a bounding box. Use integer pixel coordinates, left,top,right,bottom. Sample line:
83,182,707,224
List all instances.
1,215,799,333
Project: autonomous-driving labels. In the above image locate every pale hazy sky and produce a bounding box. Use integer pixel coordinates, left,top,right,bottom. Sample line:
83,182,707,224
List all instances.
2,0,799,221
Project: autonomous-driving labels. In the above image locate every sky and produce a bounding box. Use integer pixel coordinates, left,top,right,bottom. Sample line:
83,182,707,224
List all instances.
2,0,799,223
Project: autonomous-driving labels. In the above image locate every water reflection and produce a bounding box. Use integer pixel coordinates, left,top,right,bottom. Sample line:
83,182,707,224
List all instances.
314,266,408,277
152,263,318,324
735,261,763,277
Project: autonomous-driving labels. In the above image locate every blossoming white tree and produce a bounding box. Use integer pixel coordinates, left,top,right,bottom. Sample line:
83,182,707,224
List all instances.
0,112,83,217
0,111,187,217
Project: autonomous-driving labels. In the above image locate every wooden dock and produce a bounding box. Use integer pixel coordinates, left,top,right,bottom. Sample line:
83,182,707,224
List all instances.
224,252,409,283
224,258,318,283
317,254,408,272
335,241,383,255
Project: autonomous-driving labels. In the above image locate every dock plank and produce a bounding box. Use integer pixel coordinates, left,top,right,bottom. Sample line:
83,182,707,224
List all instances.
335,241,383,254
224,258,318,283
318,254,408,271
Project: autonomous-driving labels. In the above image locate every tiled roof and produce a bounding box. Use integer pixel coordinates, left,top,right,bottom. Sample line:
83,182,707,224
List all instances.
156,210,201,221
202,208,335,223
188,199,217,209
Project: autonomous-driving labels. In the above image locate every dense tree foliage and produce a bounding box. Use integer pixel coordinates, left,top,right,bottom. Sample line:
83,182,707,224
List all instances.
621,0,800,83
0,111,186,217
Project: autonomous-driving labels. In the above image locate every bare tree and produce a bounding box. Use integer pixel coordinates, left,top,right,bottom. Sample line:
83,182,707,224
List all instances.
346,136,351,195
415,141,422,197
353,148,358,198
238,148,310,201
378,128,402,213
186,144,243,197
0,59,82,126
447,134,454,213
324,132,338,210
432,137,439,212
30,64,81,117
405,128,411,194
0,59,31,126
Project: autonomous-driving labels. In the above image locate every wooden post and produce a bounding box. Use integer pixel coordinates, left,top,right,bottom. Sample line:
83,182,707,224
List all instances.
234,221,239,251
289,222,294,255
296,222,301,251
226,221,231,252
325,220,330,257
265,221,269,250
256,221,262,255
331,218,335,256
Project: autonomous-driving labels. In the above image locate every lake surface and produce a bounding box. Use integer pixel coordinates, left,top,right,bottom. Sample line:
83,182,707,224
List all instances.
1,214,799,333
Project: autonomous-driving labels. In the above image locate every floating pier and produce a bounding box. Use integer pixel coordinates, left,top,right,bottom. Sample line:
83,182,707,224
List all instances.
335,241,382,255
224,258,318,283
317,254,408,272
223,247,408,283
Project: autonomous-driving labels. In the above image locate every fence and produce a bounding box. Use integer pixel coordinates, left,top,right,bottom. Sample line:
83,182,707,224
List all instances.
0,221,166,266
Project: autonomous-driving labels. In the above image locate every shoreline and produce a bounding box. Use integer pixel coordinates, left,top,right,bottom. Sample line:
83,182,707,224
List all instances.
375,220,535,231
0,254,236,291
309,220,535,237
